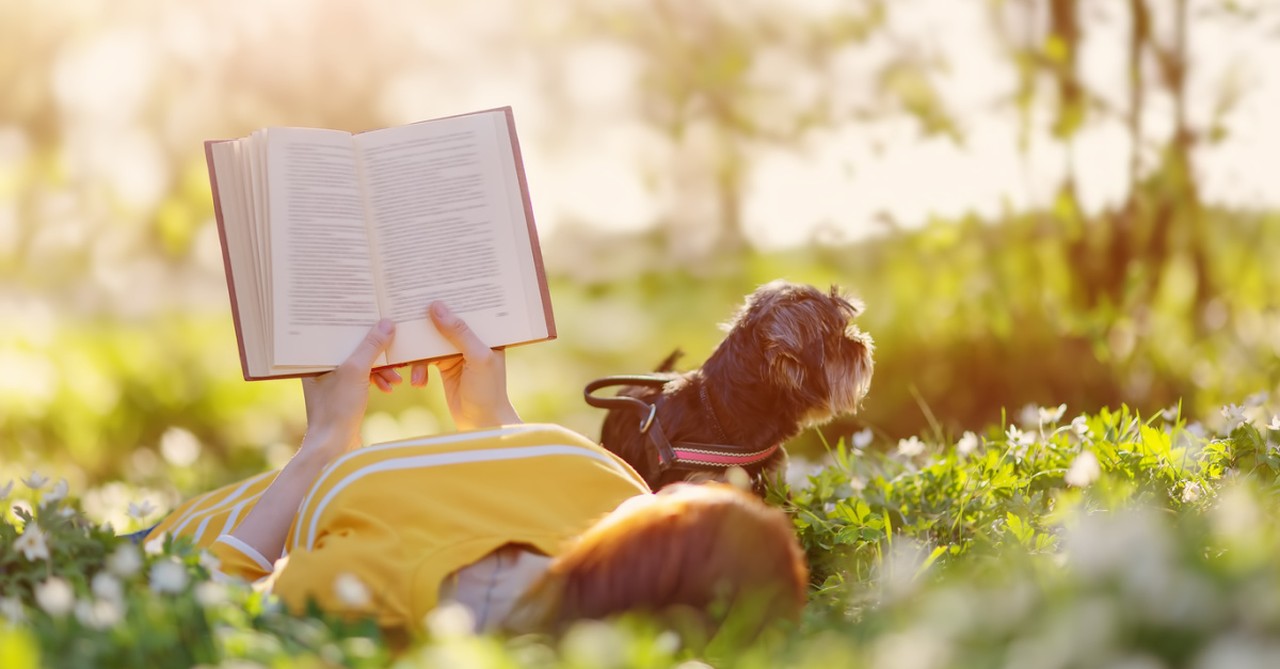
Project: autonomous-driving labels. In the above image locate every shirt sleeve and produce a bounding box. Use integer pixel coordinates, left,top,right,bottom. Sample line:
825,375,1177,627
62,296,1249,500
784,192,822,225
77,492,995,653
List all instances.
207,535,274,582
268,517,410,626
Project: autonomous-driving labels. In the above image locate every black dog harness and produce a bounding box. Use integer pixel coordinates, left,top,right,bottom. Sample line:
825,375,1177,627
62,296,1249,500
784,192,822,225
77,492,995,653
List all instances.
583,375,780,479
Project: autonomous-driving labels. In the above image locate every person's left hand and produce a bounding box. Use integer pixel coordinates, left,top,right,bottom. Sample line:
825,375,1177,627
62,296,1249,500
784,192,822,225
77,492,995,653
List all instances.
300,319,396,460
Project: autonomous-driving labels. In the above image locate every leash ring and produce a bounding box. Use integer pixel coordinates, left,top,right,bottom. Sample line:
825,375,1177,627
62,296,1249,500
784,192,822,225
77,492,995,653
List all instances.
639,403,657,434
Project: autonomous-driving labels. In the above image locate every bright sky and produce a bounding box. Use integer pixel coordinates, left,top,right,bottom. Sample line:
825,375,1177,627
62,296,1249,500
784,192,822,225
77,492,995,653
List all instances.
452,0,1280,249
9,0,1277,260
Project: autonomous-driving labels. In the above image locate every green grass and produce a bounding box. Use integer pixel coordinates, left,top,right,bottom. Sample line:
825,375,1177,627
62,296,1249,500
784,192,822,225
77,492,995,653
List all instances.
4,400,1280,668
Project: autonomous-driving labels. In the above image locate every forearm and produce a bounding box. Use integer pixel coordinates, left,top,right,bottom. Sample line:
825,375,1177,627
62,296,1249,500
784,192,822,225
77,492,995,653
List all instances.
229,432,345,563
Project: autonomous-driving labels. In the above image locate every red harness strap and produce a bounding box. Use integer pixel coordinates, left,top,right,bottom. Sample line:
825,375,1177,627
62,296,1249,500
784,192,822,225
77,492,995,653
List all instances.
584,375,783,485
671,443,781,468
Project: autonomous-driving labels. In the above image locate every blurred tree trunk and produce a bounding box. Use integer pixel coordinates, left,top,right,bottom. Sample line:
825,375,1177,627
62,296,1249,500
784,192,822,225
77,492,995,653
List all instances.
1050,0,1212,318
1159,0,1214,317
572,0,890,259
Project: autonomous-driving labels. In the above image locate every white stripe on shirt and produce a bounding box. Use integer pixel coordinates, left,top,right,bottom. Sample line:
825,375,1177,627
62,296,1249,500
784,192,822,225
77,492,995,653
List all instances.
170,471,274,537
290,424,542,551
215,534,274,573
218,497,255,537
302,444,627,551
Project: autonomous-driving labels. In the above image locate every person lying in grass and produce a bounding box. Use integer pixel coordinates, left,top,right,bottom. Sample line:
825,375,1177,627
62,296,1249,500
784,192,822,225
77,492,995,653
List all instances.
143,302,808,638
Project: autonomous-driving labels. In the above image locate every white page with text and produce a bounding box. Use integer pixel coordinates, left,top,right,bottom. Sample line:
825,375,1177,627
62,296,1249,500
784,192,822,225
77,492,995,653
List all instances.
355,111,538,363
267,128,383,367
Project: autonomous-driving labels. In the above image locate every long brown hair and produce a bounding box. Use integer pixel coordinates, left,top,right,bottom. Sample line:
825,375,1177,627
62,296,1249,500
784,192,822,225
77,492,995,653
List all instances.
506,483,808,636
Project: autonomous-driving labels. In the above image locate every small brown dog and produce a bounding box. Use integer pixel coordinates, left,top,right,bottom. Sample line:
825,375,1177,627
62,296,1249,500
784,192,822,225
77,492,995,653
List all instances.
592,281,874,493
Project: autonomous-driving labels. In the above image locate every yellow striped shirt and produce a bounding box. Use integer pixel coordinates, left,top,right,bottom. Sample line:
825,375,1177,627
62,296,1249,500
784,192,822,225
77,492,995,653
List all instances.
147,424,649,629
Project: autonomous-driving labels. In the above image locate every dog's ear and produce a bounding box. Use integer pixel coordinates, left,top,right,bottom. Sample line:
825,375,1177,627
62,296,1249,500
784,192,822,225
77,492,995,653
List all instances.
768,350,808,391
763,315,817,392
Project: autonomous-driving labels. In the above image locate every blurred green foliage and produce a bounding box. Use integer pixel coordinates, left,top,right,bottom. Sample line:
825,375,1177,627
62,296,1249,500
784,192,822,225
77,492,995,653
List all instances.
1,1,1278,499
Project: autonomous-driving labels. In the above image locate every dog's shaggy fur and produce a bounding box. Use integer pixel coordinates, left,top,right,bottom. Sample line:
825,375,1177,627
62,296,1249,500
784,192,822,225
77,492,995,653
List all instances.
598,281,875,492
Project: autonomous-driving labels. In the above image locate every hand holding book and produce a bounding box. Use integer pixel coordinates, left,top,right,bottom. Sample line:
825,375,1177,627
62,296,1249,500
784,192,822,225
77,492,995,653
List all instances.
423,301,522,430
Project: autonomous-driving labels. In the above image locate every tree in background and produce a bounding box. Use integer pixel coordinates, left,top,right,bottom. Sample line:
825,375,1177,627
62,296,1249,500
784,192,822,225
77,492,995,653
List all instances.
993,0,1270,318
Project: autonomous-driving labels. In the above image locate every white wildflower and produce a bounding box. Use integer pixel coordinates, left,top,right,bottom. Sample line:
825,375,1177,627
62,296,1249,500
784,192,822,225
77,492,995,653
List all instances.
21,471,48,490
42,478,69,504
127,499,156,520
1221,403,1251,429
956,431,980,456
1186,422,1207,439
897,436,925,457
75,597,123,630
1006,425,1034,447
870,629,952,669
1019,404,1040,427
198,550,221,574
333,572,371,608
149,559,189,594
1244,391,1269,408
1160,406,1179,422
194,581,229,608
160,427,202,467
0,596,24,622
91,573,123,603
850,476,867,493
1268,416,1280,431
1039,404,1067,425
783,459,822,490
14,525,49,561
107,544,143,577
144,532,167,556
1064,451,1101,488
724,466,751,491
1071,415,1091,438
34,578,74,616
852,428,874,450
425,601,476,638
654,630,681,656
1181,481,1203,504
57,507,75,519
1006,425,1034,461
0,480,12,500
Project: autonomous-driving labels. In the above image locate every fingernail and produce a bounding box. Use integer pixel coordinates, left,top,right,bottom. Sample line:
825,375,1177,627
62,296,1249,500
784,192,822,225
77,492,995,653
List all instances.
378,319,394,334
430,302,449,319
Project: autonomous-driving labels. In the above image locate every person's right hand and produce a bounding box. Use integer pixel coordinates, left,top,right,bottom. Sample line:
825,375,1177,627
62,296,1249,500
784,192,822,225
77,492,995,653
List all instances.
410,302,521,430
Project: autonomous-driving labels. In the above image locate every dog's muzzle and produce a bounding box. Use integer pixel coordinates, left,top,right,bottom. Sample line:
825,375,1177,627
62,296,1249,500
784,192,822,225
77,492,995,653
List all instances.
584,375,781,485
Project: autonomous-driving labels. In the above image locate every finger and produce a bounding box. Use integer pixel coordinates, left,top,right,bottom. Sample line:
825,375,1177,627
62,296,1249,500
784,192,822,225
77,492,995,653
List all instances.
371,373,393,393
373,367,402,386
410,361,429,387
429,303,490,361
433,355,463,379
343,319,396,373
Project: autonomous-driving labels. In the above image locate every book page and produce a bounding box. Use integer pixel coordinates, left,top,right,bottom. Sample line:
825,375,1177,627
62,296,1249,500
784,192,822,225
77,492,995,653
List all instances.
266,128,383,368
246,133,270,355
354,111,540,363
209,140,267,377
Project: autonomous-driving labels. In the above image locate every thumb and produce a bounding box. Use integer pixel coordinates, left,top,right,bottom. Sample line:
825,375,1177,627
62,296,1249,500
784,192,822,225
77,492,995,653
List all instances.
344,319,396,372
429,302,489,360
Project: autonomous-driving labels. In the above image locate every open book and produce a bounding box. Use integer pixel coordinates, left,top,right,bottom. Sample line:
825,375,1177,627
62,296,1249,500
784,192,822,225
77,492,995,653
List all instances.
205,107,555,380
